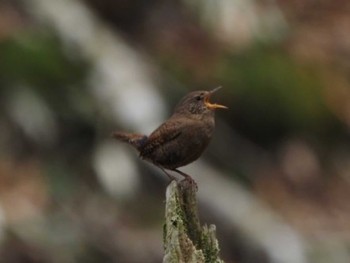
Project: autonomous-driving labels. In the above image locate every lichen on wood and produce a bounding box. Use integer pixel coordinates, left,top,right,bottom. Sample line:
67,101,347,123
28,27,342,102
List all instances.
163,180,224,263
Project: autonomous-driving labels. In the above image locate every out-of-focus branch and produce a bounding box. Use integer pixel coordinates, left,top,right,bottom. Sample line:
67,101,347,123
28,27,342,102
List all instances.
163,180,224,263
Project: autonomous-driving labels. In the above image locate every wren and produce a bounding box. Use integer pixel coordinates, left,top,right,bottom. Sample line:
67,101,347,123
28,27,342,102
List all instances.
112,87,227,182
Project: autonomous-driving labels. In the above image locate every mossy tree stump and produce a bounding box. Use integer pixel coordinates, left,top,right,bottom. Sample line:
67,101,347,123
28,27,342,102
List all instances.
163,180,224,263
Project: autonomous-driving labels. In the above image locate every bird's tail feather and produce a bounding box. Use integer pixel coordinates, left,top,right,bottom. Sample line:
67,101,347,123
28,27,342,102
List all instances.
112,131,147,150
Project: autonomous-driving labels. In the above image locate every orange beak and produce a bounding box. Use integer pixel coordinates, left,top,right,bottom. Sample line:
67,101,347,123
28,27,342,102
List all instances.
204,86,228,110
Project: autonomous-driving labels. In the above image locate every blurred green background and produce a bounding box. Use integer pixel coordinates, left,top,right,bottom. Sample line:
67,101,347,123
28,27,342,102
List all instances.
0,0,350,262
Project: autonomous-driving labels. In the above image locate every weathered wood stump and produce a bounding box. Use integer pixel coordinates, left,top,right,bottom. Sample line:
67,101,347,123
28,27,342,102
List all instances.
163,180,224,263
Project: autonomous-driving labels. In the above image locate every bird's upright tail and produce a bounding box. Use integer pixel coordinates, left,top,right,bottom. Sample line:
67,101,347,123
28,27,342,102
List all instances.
112,131,147,151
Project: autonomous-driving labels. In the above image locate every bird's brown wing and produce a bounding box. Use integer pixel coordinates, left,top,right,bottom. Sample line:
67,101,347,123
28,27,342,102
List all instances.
140,119,183,157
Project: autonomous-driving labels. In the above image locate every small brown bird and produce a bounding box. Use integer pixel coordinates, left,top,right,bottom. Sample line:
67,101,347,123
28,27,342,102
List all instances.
112,87,227,182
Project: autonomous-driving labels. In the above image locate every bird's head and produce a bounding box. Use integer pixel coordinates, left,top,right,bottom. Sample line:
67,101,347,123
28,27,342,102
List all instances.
174,87,228,116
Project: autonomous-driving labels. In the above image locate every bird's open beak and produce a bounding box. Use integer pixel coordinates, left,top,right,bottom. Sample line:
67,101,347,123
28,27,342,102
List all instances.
204,86,228,110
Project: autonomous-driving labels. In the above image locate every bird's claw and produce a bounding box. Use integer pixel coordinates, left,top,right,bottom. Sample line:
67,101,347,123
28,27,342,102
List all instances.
180,176,198,191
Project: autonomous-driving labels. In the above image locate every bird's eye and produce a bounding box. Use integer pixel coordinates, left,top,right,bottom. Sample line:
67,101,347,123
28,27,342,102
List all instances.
195,96,201,101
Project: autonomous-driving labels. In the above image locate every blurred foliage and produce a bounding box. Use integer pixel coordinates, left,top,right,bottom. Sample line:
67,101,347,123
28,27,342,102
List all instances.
0,30,90,118
0,29,98,194
218,46,340,145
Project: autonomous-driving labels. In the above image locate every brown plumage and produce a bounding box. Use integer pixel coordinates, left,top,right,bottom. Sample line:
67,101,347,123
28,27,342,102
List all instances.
112,87,227,182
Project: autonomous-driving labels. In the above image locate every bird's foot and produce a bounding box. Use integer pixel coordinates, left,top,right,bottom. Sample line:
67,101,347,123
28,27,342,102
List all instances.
173,169,198,191
180,177,198,191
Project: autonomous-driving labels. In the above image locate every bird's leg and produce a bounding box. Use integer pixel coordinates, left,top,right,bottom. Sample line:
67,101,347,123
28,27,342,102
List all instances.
172,169,197,189
159,167,177,181
172,169,191,179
